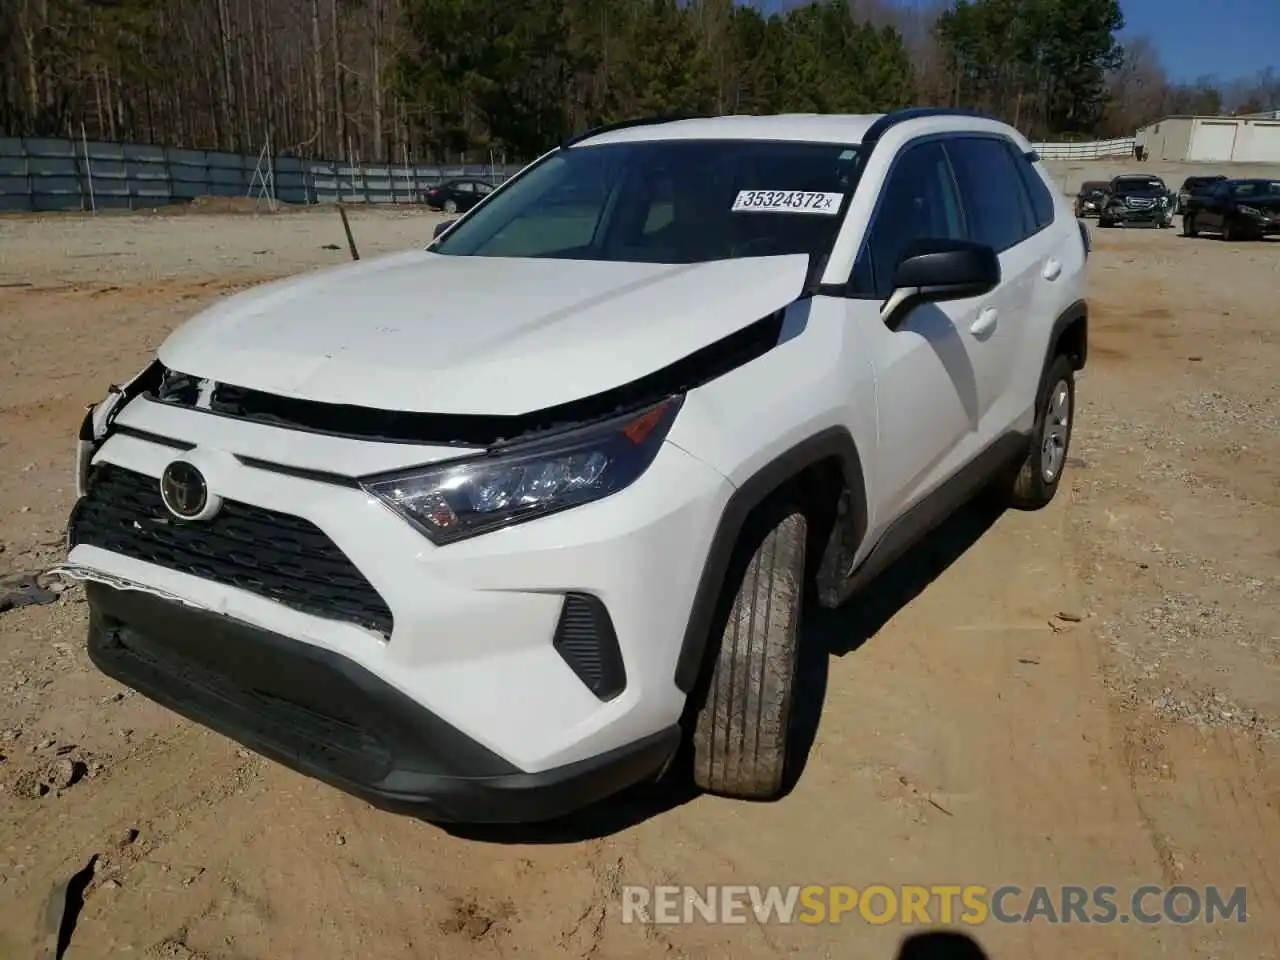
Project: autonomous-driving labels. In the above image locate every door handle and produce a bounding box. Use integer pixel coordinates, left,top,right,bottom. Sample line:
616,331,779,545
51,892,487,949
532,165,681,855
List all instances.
1042,258,1062,281
970,307,998,337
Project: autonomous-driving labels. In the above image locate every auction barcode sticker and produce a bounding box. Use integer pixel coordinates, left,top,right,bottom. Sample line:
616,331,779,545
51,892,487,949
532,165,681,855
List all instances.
731,190,844,215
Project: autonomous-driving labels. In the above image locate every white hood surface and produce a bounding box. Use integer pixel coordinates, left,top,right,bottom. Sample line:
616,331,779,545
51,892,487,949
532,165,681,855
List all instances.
158,249,811,416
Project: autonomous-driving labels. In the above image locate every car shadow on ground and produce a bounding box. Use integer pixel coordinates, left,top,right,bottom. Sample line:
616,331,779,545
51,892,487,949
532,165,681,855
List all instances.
895,930,991,959
781,493,1006,797
435,494,1005,845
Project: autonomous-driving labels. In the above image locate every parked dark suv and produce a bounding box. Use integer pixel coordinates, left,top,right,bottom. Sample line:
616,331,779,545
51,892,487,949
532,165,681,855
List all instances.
1074,180,1109,219
1182,178,1280,241
1098,175,1174,228
1176,175,1226,215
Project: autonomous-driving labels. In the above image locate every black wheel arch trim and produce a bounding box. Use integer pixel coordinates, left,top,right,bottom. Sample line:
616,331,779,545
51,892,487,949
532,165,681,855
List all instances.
1047,299,1088,373
673,426,867,694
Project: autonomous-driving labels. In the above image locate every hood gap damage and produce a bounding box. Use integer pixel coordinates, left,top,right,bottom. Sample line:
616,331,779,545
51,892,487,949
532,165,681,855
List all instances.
149,308,790,450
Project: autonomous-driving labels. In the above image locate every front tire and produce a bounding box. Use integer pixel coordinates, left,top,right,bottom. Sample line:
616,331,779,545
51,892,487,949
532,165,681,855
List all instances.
1183,214,1198,237
691,505,806,800
997,353,1076,511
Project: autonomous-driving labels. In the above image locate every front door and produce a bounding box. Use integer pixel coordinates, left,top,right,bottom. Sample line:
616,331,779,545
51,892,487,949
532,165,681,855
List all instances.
845,138,982,529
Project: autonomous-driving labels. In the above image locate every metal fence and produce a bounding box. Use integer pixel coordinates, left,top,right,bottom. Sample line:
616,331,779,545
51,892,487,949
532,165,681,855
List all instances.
1030,137,1137,160
0,135,524,213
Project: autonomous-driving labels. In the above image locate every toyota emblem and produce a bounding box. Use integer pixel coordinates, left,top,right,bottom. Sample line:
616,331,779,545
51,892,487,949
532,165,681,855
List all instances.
160,461,210,520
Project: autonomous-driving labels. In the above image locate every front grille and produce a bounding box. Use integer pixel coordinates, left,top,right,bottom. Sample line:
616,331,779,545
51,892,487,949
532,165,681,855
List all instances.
70,464,394,636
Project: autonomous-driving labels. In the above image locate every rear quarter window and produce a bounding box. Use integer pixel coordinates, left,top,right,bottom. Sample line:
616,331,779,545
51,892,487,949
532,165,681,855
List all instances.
1005,142,1055,232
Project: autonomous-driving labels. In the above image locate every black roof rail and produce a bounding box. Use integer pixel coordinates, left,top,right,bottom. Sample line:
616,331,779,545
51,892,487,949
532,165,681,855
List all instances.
860,107,997,148
561,114,708,149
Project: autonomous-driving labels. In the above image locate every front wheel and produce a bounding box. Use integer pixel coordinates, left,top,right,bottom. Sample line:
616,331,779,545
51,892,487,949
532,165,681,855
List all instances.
691,505,806,800
1222,218,1254,242
995,353,1075,511
1183,215,1198,237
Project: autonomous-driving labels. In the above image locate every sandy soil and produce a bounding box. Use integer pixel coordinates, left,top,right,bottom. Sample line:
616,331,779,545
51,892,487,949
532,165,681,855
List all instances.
1,173,1279,959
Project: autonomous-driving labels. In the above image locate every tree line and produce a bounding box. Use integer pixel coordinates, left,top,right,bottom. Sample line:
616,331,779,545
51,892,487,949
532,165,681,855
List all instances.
2,0,1277,164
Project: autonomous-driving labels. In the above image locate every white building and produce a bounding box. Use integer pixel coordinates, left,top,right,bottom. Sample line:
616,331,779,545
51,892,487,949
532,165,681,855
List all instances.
1135,115,1280,163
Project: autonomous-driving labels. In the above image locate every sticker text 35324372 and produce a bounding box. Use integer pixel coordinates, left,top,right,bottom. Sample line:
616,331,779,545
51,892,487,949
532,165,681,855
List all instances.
731,190,845,215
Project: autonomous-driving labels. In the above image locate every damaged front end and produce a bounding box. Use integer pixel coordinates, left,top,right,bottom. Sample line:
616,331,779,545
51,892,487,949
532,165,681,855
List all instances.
74,360,164,500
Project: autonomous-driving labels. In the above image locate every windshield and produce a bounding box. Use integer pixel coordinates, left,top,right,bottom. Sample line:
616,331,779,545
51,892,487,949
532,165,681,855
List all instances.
1230,180,1280,197
1114,177,1165,193
430,139,866,264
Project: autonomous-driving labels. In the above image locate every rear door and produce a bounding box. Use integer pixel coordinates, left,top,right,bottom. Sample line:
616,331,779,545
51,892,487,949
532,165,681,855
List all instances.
1200,182,1230,229
941,135,1044,443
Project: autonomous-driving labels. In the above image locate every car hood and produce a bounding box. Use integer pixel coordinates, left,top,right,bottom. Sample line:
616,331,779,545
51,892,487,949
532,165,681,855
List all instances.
158,249,811,415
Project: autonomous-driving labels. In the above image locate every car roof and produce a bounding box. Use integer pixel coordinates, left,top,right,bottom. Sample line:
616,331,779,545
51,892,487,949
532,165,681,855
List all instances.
572,114,887,147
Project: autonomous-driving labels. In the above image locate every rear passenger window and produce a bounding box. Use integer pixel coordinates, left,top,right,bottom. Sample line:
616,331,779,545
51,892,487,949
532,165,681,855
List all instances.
945,137,1033,252
1006,143,1055,231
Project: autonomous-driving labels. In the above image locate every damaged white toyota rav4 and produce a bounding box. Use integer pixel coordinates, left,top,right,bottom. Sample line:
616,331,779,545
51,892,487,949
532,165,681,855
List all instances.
61,108,1088,823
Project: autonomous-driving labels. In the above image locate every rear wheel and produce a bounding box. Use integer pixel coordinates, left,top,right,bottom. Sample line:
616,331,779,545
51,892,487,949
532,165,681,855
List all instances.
443,199,458,214
691,504,806,800
995,353,1075,511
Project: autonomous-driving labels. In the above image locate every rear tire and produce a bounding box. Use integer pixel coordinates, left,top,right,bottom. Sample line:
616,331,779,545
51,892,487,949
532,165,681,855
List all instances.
996,353,1075,512
691,505,807,800
444,199,458,214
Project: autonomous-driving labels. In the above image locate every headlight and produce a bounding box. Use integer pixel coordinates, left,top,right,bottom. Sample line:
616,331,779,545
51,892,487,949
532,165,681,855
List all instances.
361,396,683,545
1238,204,1262,217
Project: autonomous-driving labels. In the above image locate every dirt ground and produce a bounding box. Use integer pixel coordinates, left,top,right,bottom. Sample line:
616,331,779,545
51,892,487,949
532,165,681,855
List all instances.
1,168,1279,959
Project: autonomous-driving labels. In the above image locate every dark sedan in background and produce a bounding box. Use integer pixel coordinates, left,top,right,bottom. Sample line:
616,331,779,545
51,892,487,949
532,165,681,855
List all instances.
1176,174,1227,214
1182,179,1280,240
1074,180,1110,218
423,178,497,214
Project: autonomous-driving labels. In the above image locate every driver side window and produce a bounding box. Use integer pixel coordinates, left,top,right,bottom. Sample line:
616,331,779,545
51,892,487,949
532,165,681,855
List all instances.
850,140,965,299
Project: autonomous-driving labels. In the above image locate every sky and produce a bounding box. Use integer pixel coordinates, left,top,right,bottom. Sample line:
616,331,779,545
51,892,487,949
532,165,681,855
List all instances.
1116,0,1277,83
751,0,1278,86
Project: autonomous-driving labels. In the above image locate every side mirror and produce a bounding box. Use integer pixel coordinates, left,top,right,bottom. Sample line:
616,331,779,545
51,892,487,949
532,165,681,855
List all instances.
882,238,1001,331
433,219,457,239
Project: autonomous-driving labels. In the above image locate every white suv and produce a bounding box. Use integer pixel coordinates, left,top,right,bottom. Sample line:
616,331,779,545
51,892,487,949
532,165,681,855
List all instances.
60,109,1088,823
